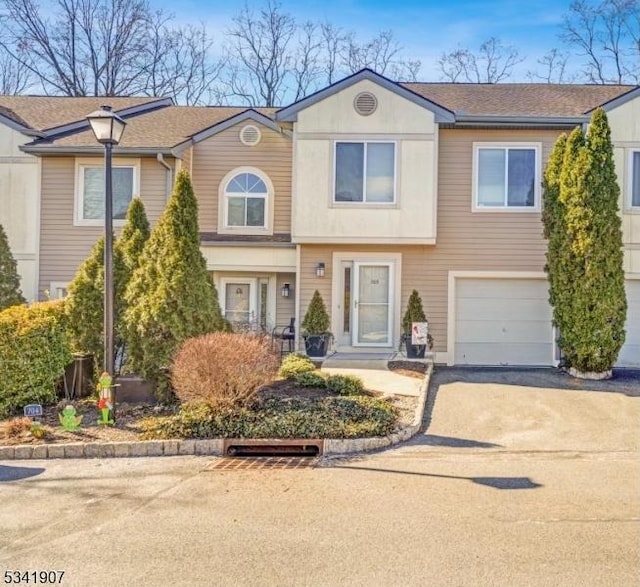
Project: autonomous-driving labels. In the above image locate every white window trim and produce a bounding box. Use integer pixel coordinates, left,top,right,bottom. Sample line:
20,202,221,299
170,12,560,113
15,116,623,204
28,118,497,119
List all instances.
48,281,68,299
627,149,640,212
332,141,397,206
218,166,275,235
472,142,541,212
74,157,141,227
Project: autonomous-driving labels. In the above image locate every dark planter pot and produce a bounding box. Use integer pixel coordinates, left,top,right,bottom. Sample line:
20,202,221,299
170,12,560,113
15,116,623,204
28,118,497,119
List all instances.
116,375,156,404
402,334,426,359
304,334,330,358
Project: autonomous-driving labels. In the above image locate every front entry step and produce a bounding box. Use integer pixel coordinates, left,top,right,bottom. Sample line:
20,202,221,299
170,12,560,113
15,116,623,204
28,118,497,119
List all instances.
321,352,395,370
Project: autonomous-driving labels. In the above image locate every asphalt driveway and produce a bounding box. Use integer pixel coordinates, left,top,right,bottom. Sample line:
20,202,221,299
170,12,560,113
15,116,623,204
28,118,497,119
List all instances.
415,366,640,453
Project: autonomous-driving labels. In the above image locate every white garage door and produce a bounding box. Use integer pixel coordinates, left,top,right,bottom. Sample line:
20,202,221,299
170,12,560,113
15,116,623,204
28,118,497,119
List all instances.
455,278,554,366
617,280,640,368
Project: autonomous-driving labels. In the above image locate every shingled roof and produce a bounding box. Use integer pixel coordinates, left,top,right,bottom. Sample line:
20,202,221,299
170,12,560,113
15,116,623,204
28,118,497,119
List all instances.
45,106,277,149
402,83,636,117
0,95,165,132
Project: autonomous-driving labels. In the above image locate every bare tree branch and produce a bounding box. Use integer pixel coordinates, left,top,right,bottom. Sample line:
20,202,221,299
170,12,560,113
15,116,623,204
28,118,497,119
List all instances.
438,37,523,83
527,48,575,83
561,0,639,84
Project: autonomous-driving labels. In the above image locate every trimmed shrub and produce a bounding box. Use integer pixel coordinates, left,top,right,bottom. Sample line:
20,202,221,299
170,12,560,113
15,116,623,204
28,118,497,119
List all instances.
302,290,330,334
278,353,316,379
0,300,73,418
142,395,398,439
172,332,280,408
294,371,327,388
325,374,365,396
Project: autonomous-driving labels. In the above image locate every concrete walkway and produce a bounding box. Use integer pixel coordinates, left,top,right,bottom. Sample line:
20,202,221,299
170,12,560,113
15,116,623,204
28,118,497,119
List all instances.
321,367,423,397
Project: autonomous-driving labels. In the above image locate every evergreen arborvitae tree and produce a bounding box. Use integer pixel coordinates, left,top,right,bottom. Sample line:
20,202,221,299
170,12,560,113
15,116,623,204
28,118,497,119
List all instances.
402,289,427,334
116,198,150,284
0,223,25,310
544,109,626,375
124,170,224,389
115,198,150,369
65,236,127,371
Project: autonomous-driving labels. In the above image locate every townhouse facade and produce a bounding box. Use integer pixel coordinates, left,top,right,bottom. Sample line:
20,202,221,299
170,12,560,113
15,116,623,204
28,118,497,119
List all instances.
2,69,639,367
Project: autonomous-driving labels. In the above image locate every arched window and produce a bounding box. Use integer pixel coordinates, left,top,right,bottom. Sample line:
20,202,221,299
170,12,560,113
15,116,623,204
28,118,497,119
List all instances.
224,171,268,228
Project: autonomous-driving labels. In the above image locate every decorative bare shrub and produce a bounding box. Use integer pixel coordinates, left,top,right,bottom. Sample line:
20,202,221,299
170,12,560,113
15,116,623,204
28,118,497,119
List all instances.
172,332,280,408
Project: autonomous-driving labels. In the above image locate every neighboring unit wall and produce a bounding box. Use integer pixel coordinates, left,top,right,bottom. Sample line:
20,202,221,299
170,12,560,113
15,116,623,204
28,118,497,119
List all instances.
0,125,39,300
606,98,640,273
191,123,292,234
38,156,172,298
293,79,438,244
299,128,565,354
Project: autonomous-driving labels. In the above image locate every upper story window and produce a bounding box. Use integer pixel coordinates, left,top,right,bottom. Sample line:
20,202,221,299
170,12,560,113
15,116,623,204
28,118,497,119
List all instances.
630,151,640,208
224,171,268,228
473,143,541,211
75,158,139,226
334,142,395,204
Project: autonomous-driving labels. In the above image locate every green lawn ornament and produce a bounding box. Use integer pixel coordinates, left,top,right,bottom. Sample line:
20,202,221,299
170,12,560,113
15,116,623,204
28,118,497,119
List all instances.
59,405,83,431
97,371,115,425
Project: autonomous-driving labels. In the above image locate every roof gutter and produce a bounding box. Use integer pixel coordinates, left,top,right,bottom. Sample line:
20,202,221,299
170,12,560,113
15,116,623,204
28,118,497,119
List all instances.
20,145,176,156
156,153,173,200
452,114,588,127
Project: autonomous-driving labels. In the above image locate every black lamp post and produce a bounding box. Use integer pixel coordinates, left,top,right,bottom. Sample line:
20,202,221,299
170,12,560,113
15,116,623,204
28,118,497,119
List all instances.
86,105,126,377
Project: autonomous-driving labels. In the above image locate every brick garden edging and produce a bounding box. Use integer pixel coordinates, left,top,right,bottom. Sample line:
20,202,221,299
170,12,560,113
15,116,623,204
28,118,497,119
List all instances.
0,364,431,461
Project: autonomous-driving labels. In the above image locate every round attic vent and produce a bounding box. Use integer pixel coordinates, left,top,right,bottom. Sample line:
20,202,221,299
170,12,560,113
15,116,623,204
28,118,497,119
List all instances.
354,92,378,116
239,124,261,146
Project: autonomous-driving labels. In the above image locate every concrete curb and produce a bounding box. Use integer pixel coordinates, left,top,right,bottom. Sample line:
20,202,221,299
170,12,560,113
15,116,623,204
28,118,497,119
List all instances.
0,366,432,461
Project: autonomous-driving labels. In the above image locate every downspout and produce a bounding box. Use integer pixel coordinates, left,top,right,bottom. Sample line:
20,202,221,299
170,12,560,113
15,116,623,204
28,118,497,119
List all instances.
156,153,173,201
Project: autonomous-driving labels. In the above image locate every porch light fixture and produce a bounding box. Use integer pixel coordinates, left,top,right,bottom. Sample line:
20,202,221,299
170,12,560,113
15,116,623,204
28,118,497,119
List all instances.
86,105,126,383
316,262,325,278
281,283,291,298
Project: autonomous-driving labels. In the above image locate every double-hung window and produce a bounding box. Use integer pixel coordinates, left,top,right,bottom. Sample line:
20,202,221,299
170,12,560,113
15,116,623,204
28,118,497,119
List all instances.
474,143,540,210
76,160,138,225
224,171,268,228
630,151,640,208
334,142,395,204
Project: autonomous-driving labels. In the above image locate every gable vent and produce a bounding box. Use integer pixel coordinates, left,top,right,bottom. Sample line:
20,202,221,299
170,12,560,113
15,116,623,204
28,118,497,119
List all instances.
354,92,378,116
239,124,261,146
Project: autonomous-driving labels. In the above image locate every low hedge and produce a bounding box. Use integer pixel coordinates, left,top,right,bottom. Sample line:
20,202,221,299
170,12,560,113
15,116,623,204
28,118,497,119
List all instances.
0,300,72,418
141,395,398,439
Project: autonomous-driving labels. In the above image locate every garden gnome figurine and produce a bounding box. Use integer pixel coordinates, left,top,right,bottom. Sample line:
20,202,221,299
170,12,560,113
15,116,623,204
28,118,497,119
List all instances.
59,405,83,431
96,371,115,425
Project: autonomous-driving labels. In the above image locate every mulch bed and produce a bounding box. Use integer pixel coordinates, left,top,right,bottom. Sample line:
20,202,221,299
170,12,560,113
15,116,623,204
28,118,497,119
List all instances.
1,380,420,446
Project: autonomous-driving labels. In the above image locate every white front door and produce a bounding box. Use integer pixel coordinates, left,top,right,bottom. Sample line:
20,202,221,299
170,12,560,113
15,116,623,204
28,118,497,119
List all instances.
353,262,393,347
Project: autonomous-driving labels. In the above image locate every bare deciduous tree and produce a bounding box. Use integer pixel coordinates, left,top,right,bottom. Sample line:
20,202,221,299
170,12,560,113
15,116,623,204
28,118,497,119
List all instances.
438,37,524,83
527,49,575,83
0,45,31,94
0,0,224,104
561,0,639,84
224,0,296,107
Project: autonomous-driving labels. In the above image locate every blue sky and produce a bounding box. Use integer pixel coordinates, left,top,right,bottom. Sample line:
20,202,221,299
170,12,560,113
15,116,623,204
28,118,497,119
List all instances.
160,0,572,80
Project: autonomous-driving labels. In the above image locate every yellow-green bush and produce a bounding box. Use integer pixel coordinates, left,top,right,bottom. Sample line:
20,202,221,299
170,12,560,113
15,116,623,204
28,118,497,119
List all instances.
0,300,72,418
278,353,316,379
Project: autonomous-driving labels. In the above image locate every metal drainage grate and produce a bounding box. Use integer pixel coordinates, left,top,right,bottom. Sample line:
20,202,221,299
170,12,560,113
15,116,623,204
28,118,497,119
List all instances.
206,456,320,470
223,438,323,458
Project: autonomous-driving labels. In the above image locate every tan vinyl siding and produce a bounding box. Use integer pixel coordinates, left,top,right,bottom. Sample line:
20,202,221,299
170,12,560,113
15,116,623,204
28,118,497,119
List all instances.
275,272,296,328
181,146,193,176
191,123,291,233
298,127,566,353
38,156,171,298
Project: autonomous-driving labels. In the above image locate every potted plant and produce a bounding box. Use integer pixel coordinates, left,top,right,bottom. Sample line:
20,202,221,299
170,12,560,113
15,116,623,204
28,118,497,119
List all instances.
401,289,433,359
302,290,331,358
